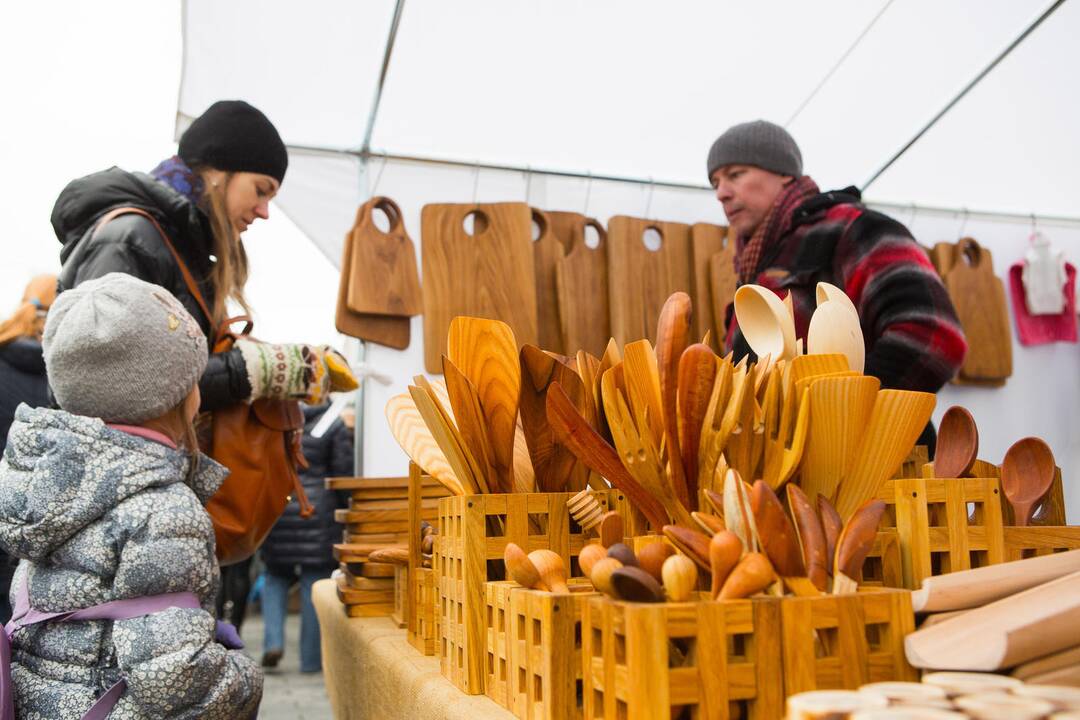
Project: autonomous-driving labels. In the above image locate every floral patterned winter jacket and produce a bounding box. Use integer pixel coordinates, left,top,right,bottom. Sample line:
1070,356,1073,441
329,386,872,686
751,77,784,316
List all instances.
0,405,262,719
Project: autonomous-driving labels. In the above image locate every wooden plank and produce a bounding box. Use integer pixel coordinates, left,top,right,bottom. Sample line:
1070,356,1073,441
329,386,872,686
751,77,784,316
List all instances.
551,212,610,358
894,478,931,589
944,478,972,574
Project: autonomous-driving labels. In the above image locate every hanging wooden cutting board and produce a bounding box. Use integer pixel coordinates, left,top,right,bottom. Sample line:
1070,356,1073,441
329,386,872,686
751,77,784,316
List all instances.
551,211,609,358
421,202,537,373
944,237,1012,381
335,221,411,349
530,208,571,355
691,222,735,351
345,196,423,316
606,216,692,346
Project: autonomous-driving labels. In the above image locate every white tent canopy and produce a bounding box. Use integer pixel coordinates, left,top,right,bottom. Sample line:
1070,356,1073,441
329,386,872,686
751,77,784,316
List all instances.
179,1,1080,516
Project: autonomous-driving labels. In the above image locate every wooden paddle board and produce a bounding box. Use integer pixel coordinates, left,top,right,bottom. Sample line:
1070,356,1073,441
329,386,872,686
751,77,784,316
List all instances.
691,222,736,350
345,196,422,316
551,212,610,358
944,237,1012,381
336,221,411,349
530,208,570,354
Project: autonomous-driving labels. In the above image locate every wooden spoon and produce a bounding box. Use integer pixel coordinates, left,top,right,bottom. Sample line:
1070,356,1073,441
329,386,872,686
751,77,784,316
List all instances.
787,484,829,591
545,381,669,529
447,317,520,493
578,543,608,579
528,549,569,593
750,480,806,578
637,541,676,582
677,343,717,504
719,553,776,600
655,292,693,509
505,542,541,588
807,300,865,374
442,357,500,490
590,557,623,597
817,494,843,577
1001,437,1056,527
662,525,712,573
935,406,979,479
734,284,797,362
709,530,743,599
610,566,665,602
832,499,887,594
598,511,624,548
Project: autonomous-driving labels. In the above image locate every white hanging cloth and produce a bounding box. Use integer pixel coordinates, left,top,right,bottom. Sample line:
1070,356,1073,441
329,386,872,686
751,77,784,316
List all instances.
1021,232,1068,315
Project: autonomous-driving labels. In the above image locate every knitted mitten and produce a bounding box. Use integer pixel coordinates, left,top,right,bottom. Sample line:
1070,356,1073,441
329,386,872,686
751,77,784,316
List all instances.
236,340,358,403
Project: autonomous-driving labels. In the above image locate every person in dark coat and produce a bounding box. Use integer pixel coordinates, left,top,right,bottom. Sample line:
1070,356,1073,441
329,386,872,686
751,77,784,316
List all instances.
707,120,968,453
50,100,357,629
0,274,56,623
259,401,353,672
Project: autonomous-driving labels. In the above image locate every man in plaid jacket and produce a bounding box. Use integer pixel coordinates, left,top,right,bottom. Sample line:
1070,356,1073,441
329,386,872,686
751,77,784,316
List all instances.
708,120,967,451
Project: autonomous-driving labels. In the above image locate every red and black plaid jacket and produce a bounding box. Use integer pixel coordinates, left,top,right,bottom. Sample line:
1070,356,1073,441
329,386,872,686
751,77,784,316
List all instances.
726,187,967,393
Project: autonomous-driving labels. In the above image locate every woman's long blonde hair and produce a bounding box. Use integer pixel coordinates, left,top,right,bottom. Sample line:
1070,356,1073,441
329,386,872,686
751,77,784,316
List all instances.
196,169,252,330
0,275,57,347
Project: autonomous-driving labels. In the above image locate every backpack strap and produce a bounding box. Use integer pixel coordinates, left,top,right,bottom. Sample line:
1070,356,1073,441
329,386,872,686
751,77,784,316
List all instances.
2,576,202,720
93,207,216,336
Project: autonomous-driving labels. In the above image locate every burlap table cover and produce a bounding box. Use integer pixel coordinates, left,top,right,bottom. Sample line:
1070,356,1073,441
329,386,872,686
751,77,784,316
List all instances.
312,579,514,720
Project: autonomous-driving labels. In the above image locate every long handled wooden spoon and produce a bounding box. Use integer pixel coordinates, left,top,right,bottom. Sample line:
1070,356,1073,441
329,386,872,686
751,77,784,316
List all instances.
1001,437,1056,526
934,406,979,479
788,484,829,591
655,292,693,509
677,343,717,505
519,344,590,492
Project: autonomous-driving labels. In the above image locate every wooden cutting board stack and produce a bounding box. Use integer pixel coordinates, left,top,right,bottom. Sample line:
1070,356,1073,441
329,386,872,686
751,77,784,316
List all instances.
331,475,452,618
691,222,737,351
550,211,610,358
336,197,421,350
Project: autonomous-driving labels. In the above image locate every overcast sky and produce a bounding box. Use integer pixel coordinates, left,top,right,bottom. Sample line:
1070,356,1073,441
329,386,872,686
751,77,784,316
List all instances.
0,1,342,348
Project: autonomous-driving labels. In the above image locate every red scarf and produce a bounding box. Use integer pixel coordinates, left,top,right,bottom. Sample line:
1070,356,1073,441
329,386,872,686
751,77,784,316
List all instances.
737,176,820,284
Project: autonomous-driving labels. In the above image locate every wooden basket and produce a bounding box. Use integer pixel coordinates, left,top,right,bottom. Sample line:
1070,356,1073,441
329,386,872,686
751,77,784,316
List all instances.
1004,525,1080,561
921,458,1067,526
508,582,598,720
779,587,917,696
581,593,783,720
391,565,407,628
435,490,619,694
859,530,903,589
407,566,439,655
485,581,517,709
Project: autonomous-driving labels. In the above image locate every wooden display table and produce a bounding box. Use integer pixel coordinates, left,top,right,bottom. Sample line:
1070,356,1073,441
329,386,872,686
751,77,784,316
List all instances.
312,579,513,720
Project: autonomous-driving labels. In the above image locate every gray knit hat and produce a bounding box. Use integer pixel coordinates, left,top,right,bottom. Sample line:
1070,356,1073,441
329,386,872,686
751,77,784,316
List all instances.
43,273,208,423
706,120,803,180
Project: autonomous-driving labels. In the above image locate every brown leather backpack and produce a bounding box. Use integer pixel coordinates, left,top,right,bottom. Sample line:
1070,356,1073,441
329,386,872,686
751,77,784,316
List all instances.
92,208,313,566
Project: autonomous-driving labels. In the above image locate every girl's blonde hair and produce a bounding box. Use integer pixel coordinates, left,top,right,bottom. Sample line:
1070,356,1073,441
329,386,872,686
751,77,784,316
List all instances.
0,275,56,346
196,169,252,329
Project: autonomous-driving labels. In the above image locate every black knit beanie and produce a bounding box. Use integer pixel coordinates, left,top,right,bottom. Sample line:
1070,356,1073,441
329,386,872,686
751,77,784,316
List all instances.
179,100,288,183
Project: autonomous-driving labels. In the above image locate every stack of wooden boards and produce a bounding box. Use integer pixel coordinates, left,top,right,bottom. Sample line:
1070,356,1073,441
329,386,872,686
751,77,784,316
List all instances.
334,196,740,367
329,475,450,617
904,549,1080,685
927,237,1012,386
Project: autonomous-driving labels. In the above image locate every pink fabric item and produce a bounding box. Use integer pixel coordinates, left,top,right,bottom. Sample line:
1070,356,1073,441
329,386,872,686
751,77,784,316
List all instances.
1007,261,1078,346
105,424,178,449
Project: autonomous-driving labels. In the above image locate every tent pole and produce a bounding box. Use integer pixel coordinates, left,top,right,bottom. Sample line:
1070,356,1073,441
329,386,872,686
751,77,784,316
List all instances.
360,0,407,153
861,0,1067,192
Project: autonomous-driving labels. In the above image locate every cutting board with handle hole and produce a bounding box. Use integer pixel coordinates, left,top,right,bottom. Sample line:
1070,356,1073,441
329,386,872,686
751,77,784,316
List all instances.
335,207,411,349
551,211,610,358
944,237,1012,381
606,215,692,346
691,222,736,351
421,202,537,373
345,196,422,316
530,208,571,355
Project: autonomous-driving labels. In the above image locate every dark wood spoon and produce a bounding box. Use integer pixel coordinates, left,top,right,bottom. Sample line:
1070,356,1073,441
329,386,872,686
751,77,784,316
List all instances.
935,406,979,478
1001,437,1056,527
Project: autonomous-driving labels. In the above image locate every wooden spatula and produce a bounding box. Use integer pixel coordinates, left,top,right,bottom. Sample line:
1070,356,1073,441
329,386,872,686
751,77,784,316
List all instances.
800,375,880,504
699,362,748,492
750,480,808,581
934,406,979,479
788,484,829,591
662,525,713,573
723,468,759,553
519,344,591,492
545,381,668,529
832,498,887,594
442,357,499,490
655,292,693,509
447,317,520,493
621,339,665,453
384,394,465,496
677,343,717,502
835,389,936,520
788,353,849,386
817,494,843,577
1001,437,1056,526
408,384,482,494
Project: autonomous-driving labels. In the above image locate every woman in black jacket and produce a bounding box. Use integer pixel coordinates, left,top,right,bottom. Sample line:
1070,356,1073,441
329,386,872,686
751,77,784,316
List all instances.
259,402,353,672
0,273,56,622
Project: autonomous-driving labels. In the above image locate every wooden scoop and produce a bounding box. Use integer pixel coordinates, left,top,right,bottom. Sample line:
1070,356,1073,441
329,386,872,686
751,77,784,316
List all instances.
662,525,713,573
636,541,676,582
578,543,608,579
734,284,797,362
832,499,887,594
935,406,979,479
505,542,541,588
598,511,624,548
788,484,829,591
807,299,865,374
590,557,623,597
610,566,665,603
528,549,569,593
709,530,743,599
661,555,698,602
655,292,693,509
1001,437,1056,527
546,381,669,529
719,552,776,600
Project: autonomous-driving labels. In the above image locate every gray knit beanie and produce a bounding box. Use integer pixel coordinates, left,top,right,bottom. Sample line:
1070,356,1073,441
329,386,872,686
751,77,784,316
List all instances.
43,273,208,424
706,120,803,180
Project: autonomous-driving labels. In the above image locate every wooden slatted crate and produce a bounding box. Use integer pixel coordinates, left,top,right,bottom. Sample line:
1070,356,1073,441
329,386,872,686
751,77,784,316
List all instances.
435,490,619,694
1003,525,1080,561
582,594,783,720
485,581,517,709
921,458,1067,526
859,530,903,589
779,588,917,695
407,566,439,655
507,582,598,720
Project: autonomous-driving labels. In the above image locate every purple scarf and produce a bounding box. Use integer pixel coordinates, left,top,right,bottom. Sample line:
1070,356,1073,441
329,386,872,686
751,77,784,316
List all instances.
150,156,207,211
